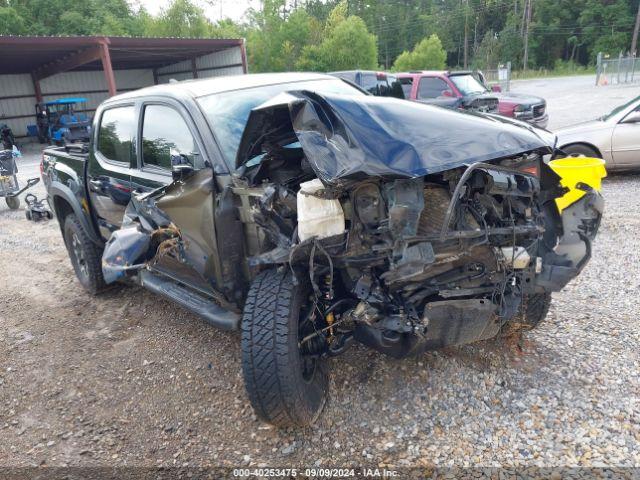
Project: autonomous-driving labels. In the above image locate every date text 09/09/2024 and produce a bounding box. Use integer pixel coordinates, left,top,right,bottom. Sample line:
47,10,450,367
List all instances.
232,467,399,477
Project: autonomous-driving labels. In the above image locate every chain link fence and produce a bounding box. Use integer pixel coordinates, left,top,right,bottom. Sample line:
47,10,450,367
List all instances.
596,52,640,86
479,62,512,92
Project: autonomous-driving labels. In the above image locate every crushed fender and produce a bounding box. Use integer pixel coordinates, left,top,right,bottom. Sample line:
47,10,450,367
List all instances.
102,191,182,284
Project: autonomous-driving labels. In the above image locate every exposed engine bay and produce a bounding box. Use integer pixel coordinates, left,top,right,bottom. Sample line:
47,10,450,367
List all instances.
233,148,601,358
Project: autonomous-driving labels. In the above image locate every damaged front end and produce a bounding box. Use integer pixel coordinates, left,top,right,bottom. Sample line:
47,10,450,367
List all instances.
234,91,604,359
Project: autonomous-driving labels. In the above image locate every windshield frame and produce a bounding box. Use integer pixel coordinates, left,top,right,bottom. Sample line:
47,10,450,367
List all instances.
195,78,365,172
449,73,489,96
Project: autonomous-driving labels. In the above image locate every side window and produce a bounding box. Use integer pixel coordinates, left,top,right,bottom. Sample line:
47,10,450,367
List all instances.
387,76,406,99
141,104,200,170
97,106,136,164
399,77,413,98
360,73,378,94
417,77,454,100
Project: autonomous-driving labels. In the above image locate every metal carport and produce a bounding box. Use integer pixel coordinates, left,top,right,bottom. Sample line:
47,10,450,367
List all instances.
0,36,247,138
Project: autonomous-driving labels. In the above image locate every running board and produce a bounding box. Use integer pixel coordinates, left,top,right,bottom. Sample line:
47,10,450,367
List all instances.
140,270,240,331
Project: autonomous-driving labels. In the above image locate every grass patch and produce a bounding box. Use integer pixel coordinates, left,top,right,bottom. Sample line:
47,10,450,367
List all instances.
511,61,595,80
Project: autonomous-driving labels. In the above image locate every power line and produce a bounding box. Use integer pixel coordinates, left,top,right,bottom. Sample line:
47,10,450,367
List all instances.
371,1,516,34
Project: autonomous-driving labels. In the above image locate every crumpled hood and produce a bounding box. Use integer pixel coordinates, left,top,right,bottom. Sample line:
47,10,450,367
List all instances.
236,90,555,184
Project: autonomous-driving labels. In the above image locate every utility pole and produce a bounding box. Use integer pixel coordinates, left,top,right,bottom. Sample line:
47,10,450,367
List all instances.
523,0,532,71
632,1,640,57
463,0,469,68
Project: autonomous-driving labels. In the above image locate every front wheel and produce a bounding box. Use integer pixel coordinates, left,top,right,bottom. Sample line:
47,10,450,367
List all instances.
241,269,328,427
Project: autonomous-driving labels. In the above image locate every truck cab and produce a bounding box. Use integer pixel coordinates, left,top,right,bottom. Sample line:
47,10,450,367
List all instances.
397,71,500,113
397,71,548,128
329,70,405,98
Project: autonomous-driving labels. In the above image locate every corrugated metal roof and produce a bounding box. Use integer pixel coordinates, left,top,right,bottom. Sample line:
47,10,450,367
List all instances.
0,35,245,74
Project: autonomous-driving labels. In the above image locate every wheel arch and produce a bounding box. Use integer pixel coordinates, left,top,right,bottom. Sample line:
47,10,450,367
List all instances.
49,182,103,246
559,142,603,159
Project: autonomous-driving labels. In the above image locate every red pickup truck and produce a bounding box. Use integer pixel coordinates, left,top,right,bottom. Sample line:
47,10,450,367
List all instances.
397,71,549,128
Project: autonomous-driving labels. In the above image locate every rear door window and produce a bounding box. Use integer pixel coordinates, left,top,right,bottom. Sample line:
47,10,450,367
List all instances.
417,77,454,99
399,77,413,98
141,104,200,171
97,106,136,164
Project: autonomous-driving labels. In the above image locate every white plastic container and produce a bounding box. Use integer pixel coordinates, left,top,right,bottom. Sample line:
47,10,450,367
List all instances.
297,178,345,242
497,246,531,269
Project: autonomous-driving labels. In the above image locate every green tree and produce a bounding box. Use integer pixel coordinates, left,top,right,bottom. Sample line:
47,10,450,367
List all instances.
296,1,377,71
580,0,635,58
474,30,500,69
8,0,145,36
392,34,446,71
0,7,27,35
246,0,313,72
144,0,210,38
210,18,245,39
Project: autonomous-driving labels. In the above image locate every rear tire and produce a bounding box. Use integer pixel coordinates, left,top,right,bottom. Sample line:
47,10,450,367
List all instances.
6,196,19,210
25,209,32,221
502,293,552,335
562,144,599,158
241,269,328,427
63,214,106,295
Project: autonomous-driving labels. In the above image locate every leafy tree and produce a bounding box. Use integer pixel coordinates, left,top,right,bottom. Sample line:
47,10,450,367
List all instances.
210,18,246,39
6,0,145,36
144,0,210,38
246,0,311,72
474,30,500,69
3,0,639,72
580,0,635,57
392,34,446,71
0,6,27,34
297,2,377,71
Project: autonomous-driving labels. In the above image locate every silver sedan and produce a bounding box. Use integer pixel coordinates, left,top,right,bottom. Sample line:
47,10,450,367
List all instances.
555,95,640,171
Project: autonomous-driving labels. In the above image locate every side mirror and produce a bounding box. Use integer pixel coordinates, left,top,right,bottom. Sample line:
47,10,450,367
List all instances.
491,85,502,92
172,163,194,182
622,111,640,124
441,90,454,98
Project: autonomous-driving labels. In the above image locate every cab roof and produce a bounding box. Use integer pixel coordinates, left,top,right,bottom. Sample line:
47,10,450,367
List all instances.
397,71,474,77
109,73,336,102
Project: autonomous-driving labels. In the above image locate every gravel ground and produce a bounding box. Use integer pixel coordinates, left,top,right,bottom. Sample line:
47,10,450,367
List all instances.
0,77,639,473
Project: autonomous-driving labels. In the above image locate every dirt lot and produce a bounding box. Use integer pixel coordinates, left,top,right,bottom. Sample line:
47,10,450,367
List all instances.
1,76,639,471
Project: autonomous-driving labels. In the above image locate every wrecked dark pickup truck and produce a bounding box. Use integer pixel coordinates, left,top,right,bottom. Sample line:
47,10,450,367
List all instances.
42,73,604,427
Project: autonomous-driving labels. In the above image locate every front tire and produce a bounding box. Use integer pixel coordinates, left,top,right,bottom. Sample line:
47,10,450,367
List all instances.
63,214,106,295
502,293,552,335
241,269,328,427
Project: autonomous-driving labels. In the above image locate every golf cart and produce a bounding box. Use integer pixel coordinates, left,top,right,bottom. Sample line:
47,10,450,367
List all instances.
39,98,91,146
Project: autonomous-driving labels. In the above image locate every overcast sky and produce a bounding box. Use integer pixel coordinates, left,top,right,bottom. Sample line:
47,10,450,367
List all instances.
133,0,258,22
